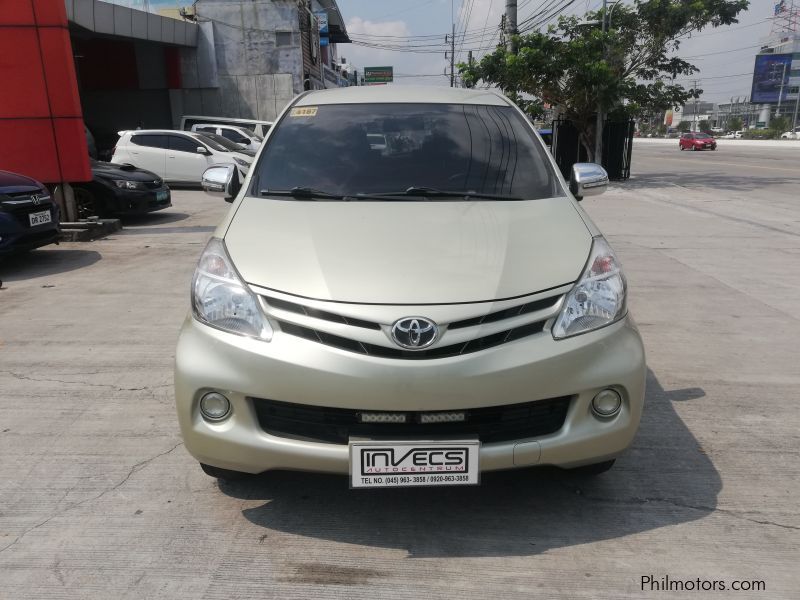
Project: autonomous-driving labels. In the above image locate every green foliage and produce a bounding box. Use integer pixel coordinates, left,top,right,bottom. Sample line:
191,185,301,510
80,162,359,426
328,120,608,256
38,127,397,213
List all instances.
657,124,667,136
459,0,749,159
698,119,711,132
769,116,789,135
728,117,743,131
677,121,691,132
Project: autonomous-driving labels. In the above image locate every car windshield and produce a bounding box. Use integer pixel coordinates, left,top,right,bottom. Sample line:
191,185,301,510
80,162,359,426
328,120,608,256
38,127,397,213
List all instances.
695,133,712,139
251,103,564,200
195,133,238,152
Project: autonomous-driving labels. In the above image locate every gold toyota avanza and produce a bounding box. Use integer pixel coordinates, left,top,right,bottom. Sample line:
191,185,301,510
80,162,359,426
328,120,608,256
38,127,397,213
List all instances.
174,86,646,488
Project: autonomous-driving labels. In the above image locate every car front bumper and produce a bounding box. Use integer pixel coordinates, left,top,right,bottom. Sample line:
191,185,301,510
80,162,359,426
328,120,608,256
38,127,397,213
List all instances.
174,314,646,475
0,206,60,256
109,186,171,215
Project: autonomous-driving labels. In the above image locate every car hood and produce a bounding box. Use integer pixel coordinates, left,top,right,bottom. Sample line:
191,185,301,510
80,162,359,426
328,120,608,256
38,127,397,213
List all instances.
92,160,160,182
0,170,44,195
224,196,592,304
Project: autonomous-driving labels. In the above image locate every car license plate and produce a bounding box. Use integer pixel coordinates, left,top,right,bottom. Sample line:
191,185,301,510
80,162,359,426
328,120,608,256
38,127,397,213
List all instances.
349,439,480,488
156,190,169,202
29,210,51,226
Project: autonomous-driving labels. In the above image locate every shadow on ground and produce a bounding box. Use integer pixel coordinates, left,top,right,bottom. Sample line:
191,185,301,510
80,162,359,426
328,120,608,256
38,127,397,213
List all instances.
220,369,719,558
119,211,190,226
623,170,797,193
0,249,101,282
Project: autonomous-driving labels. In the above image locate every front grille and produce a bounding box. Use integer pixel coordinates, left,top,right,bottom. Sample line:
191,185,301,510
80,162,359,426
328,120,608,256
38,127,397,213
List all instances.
252,396,572,444
265,296,380,330
277,319,546,359
449,295,561,329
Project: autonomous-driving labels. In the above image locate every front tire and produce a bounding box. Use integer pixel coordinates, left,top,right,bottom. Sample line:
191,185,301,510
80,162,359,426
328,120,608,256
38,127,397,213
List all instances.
73,187,102,220
200,463,252,481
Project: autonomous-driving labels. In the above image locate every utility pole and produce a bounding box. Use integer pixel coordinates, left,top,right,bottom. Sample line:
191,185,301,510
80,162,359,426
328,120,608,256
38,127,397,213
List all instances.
505,0,517,52
691,79,700,132
792,86,800,137
776,62,788,118
450,23,455,87
594,0,609,165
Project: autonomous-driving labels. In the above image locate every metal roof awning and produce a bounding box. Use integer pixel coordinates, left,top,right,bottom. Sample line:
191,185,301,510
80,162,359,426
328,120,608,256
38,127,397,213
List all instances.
65,0,198,46
318,0,350,44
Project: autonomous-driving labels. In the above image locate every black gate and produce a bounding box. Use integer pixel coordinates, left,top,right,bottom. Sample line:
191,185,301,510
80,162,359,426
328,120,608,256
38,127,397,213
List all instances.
550,118,634,181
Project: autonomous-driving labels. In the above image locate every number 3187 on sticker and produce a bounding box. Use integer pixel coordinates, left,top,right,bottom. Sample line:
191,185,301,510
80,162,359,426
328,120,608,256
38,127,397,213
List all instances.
290,106,318,117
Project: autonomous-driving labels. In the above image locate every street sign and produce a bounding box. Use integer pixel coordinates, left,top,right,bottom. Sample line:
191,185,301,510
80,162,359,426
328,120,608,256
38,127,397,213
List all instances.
364,66,393,84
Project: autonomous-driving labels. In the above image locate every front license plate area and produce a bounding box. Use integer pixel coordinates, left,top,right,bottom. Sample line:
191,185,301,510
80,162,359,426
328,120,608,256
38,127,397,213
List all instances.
349,439,480,488
29,210,51,226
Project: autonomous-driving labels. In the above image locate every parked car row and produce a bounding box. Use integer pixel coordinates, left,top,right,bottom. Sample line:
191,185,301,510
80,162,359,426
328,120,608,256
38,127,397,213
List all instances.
2,115,272,256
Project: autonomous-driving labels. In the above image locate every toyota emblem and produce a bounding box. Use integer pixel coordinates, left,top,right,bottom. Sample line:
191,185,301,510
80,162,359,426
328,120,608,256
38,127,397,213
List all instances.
391,317,438,349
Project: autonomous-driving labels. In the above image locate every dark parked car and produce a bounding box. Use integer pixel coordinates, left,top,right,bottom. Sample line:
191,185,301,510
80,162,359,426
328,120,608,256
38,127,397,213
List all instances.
0,170,60,256
72,160,171,218
679,132,717,151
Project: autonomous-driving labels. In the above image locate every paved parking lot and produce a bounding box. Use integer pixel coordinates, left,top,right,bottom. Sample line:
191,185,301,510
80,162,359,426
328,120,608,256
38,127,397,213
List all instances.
1,144,798,598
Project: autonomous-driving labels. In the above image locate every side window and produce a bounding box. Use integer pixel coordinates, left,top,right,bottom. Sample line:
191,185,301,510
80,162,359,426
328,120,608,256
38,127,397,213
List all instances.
169,135,203,153
196,126,216,134
130,134,167,148
220,128,249,144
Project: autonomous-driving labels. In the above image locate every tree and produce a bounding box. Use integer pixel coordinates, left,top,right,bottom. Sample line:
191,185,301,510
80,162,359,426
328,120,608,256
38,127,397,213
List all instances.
728,116,743,132
698,119,711,133
459,0,748,161
769,116,789,138
677,121,691,133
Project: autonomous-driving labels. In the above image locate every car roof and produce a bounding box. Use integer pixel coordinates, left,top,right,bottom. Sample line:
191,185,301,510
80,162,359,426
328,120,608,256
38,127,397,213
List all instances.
122,129,200,136
294,85,510,107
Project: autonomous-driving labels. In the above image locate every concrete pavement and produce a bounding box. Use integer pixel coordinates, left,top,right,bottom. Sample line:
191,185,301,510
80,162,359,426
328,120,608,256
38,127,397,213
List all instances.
0,145,798,598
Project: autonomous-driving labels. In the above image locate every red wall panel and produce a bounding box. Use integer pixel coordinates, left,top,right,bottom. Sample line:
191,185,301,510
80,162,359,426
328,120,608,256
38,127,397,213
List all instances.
0,0,90,184
0,29,50,118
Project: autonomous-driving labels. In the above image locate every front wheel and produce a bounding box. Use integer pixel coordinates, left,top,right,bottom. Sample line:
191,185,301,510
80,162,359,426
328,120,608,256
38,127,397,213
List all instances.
73,187,101,220
200,463,252,481
692,145,698,151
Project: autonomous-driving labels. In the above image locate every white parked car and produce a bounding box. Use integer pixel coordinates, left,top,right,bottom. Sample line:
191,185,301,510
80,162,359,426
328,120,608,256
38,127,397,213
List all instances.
780,127,800,139
190,123,263,152
721,130,743,139
112,130,253,185
181,115,272,138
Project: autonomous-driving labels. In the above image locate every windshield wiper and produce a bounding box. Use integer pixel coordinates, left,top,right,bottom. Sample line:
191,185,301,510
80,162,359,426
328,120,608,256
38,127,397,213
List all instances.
358,186,523,201
260,187,347,200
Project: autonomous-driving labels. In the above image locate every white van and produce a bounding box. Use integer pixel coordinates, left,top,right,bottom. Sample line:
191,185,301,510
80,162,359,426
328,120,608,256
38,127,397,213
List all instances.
180,115,273,138
190,123,262,152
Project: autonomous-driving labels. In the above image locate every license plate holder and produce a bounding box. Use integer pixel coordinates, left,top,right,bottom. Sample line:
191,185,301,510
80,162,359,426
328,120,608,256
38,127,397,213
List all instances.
29,210,51,226
349,439,480,489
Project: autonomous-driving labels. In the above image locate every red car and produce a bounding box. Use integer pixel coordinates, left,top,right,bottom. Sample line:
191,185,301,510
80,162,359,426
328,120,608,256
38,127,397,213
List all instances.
679,132,717,151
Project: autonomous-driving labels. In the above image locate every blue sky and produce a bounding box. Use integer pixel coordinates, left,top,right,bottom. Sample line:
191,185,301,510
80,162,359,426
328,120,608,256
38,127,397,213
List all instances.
142,0,779,102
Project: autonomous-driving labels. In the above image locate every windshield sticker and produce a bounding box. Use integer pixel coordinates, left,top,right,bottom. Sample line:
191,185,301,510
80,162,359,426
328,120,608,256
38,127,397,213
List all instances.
290,107,318,117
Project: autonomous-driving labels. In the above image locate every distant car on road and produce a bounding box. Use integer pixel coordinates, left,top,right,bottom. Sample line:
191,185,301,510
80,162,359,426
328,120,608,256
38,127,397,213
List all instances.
71,160,171,219
679,132,717,151
189,123,263,152
111,130,253,185
0,170,60,256
721,131,743,139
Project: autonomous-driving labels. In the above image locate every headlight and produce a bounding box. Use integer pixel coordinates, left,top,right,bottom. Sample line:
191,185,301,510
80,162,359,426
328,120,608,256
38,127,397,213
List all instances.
114,179,145,190
232,157,250,168
552,236,627,339
191,238,273,341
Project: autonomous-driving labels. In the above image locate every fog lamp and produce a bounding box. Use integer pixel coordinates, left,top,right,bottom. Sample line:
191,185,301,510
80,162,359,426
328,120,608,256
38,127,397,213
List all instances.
199,392,231,421
591,389,622,417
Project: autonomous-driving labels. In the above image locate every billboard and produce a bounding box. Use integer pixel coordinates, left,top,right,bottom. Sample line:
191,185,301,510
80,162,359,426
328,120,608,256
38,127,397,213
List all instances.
364,66,394,84
751,53,792,103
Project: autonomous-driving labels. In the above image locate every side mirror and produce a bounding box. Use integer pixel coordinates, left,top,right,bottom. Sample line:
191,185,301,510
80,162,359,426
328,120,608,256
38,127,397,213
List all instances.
201,165,241,203
569,163,609,201
196,146,209,155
